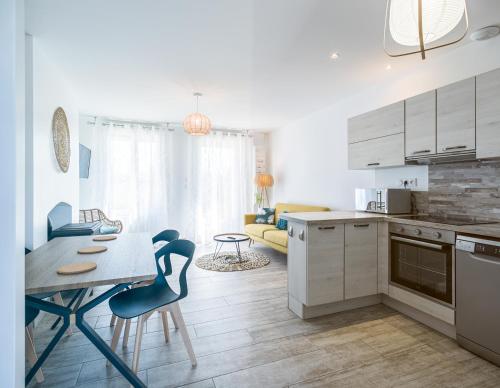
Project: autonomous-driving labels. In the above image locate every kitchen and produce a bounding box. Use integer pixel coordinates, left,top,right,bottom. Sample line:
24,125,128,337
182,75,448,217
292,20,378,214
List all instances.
282,66,500,369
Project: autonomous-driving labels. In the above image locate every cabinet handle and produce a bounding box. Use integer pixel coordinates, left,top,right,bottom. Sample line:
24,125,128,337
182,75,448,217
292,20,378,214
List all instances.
288,226,294,237
367,162,380,166
354,224,370,228
412,149,431,155
318,226,336,230
298,230,305,241
443,145,467,151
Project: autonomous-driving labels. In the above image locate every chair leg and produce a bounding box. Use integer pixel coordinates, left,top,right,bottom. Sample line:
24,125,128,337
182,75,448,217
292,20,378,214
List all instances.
170,309,179,329
122,319,131,348
161,311,169,343
107,317,124,366
26,327,44,383
170,302,196,366
110,314,117,327
132,315,145,374
53,292,72,335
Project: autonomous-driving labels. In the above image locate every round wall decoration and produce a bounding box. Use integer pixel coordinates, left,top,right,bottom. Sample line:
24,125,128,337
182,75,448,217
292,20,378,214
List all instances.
52,107,71,172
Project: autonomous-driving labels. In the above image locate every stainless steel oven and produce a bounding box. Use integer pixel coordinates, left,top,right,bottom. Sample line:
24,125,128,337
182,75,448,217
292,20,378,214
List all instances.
389,223,455,306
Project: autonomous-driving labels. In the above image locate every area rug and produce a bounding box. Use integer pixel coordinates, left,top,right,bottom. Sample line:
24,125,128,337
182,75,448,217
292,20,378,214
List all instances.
195,251,271,272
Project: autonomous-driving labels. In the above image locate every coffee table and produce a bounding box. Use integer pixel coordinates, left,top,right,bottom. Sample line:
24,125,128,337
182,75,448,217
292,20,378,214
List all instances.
213,233,250,263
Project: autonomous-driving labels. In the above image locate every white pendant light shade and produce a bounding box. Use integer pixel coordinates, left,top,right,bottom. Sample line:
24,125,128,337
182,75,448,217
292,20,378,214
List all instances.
384,0,468,59
183,112,212,136
183,92,212,136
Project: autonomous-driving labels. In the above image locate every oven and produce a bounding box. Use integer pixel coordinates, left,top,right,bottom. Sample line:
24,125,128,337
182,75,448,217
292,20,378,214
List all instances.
389,223,455,306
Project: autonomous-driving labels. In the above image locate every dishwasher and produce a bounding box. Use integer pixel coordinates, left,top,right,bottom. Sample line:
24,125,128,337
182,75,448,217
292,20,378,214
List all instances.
456,235,500,366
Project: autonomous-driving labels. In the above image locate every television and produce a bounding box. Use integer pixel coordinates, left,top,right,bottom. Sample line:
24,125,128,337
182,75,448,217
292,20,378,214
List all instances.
79,143,91,179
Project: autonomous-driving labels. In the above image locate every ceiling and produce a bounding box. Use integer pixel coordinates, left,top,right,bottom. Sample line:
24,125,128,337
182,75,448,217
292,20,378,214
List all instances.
26,0,500,130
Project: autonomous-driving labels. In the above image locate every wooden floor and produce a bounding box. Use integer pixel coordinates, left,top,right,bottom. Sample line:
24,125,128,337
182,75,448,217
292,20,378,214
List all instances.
30,244,500,387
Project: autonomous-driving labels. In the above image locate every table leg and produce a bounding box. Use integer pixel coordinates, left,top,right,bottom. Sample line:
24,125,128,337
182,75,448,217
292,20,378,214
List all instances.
25,296,71,385
75,284,146,388
213,241,223,261
236,241,243,262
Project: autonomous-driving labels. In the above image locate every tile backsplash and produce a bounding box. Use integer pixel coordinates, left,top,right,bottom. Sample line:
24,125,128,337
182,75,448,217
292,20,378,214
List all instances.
412,160,500,221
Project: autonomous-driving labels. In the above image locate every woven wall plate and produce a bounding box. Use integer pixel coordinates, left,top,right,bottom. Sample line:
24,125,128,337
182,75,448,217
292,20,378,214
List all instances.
93,235,117,241
52,107,71,173
78,246,107,254
57,262,97,275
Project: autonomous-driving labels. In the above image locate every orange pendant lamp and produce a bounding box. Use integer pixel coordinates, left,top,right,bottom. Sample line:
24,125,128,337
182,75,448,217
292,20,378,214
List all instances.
183,92,212,136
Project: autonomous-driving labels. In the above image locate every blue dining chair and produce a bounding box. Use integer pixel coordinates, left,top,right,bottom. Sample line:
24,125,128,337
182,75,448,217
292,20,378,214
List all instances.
25,305,44,383
109,229,181,347
108,239,197,373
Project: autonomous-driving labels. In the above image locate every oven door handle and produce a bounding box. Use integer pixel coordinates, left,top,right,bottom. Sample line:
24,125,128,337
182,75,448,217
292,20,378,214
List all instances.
391,236,445,250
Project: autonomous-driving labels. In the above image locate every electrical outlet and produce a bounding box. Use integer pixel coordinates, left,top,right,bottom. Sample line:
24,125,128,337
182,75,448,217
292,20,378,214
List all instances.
399,178,418,189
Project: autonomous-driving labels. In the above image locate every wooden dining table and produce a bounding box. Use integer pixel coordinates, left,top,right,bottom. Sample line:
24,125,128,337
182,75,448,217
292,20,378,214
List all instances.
25,233,157,388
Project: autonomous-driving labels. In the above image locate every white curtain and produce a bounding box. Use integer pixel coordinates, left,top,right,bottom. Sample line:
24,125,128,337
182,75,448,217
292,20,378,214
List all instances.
185,132,256,244
86,119,172,235
84,119,255,243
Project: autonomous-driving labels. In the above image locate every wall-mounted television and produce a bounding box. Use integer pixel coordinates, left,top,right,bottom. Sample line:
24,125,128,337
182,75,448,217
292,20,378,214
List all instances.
79,143,91,179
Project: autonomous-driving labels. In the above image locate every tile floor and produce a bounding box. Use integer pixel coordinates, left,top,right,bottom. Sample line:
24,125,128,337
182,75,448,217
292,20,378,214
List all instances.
29,244,500,387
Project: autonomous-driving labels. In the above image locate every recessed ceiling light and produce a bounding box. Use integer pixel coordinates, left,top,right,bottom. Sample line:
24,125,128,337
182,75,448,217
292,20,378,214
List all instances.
330,52,340,60
386,64,392,70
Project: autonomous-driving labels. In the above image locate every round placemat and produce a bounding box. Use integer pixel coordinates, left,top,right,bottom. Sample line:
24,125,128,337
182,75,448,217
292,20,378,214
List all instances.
78,246,107,254
93,235,117,241
57,262,97,275
195,251,270,272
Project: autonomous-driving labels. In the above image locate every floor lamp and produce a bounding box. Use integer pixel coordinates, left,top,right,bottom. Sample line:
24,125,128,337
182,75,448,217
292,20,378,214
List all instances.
255,173,274,208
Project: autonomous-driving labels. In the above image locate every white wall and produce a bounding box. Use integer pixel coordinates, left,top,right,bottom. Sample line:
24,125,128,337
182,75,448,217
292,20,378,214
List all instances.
271,38,500,210
0,0,25,385
27,39,80,249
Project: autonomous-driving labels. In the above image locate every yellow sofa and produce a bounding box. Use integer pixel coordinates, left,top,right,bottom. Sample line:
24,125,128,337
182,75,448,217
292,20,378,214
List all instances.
244,203,330,254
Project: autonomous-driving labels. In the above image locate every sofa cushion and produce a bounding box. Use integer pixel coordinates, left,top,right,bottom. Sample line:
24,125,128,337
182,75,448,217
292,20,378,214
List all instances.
255,207,275,224
264,229,288,247
245,224,277,238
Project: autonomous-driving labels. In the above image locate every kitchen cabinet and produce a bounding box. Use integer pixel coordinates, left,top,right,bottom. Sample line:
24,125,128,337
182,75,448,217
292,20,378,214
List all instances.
477,68,500,159
437,77,476,154
405,90,436,158
348,133,404,169
377,222,389,295
348,101,404,144
345,222,378,299
287,222,344,306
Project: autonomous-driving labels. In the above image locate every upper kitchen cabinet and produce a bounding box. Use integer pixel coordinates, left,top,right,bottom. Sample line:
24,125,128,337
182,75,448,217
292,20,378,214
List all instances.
348,133,404,169
477,68,500,159
437,77,476,154
405,90,436,159
348,101,404,144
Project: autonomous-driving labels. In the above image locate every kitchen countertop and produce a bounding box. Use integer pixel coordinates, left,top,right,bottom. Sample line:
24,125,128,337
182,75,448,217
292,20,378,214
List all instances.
280,211,500,239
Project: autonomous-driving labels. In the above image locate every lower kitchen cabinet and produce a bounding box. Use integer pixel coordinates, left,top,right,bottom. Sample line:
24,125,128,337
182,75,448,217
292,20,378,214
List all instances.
345,222,378,299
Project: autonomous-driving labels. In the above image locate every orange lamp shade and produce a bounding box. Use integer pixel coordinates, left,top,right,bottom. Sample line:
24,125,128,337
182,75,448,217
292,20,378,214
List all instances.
255,173,274,188
183,112,212,136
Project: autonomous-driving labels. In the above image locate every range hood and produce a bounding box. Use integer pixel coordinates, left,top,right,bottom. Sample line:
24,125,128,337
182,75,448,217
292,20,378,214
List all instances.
406,150,477,165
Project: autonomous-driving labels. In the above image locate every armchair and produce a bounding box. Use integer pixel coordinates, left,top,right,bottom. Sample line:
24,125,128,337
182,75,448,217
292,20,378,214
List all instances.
79,208,123,234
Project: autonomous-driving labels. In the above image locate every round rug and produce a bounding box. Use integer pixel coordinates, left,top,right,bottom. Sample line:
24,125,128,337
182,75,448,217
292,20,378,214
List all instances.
195,251,271,272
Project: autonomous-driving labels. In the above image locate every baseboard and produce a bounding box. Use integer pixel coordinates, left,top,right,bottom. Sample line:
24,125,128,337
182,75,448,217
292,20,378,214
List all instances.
382,294,456,339
288,294,381,319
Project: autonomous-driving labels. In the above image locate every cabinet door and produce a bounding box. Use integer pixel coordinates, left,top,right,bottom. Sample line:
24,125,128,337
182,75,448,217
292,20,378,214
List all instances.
348,133,404,169
437,77,476,154
405,90,436,158
306,224,344,306
348,101,404,144
345,222,378,299
477,68,500,159
287,222,307,304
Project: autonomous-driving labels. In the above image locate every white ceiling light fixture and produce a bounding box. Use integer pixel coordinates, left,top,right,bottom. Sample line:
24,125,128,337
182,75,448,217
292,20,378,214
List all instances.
330,52,340,60
183,92,212,136
384,0,469,60
470,26,500,41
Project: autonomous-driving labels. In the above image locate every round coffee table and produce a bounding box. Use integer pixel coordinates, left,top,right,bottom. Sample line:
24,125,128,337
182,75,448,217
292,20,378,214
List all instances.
213,233,250,263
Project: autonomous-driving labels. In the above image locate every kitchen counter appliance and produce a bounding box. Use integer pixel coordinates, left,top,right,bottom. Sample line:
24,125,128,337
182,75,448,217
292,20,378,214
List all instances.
355,188,411,214
456,235,500,366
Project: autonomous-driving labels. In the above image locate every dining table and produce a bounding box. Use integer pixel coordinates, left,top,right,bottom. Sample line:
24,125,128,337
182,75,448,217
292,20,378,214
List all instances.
25,232,157,388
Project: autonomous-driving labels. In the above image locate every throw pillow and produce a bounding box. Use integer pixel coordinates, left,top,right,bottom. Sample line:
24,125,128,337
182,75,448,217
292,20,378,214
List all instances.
255,207,275,224
276,211,288,230
99,224,119,234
